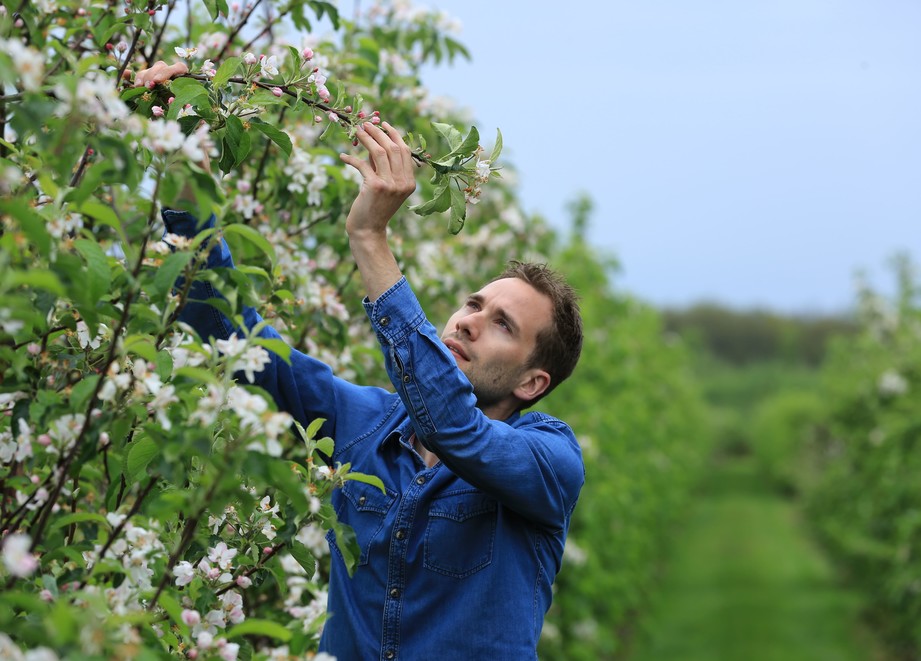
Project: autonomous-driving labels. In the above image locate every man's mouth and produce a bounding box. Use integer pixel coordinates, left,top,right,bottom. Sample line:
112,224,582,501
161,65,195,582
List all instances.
444,339,469,361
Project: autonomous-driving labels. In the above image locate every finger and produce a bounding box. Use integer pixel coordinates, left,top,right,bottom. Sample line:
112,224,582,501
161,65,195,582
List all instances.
381,121,414,174
355,123,392,178
339,151,375,180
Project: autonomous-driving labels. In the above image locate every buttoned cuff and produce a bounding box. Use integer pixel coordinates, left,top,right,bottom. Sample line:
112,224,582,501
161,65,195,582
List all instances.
363,277,427,344
161,208,216,236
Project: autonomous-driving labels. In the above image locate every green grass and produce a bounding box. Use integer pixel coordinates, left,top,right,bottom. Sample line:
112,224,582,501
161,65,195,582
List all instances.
629,457,882,661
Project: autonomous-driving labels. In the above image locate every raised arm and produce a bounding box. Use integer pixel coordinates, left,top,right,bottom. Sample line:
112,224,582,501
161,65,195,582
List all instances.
339,122,417,301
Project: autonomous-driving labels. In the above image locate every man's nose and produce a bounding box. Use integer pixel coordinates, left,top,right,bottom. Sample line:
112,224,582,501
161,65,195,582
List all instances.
456,312,481,339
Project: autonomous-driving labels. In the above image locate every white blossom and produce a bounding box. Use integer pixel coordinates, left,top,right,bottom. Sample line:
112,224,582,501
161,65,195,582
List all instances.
208,541,238,570
2,533,38,577
260,54,279,78
143,119,185,154
0,38,45,91
174,46,198,59
878,370,908,397
174,560,195,586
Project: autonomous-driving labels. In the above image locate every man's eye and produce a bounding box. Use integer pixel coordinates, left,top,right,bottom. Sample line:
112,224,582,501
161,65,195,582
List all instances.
497,319,510,331
466,300,480,311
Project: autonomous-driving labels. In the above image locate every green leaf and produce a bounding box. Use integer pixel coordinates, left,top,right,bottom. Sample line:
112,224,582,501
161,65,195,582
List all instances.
1,198,51,257
152,251,194,298
226,619,292,642
448,184,467,235
77,200,125,243
7,269,65,296
70,374,100,410
74,238,112,303
50,512,109,529
489,127,503,165
222,223,276,263
222,114,252,171
126,438,159,481
333,523,360,576
250,120,293,158
315,436,334,457
123,335,159,362
454,125,480,158
289,541,318,576
306,418,324,439
343,470,387,494
168,78,210,120
432,122,462,152
174,366,219,385
253,337,291,364
410,180,451,216
213,56,241,89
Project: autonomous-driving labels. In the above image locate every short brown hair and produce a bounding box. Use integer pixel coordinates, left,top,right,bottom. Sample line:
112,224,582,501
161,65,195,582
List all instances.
492,261,583,407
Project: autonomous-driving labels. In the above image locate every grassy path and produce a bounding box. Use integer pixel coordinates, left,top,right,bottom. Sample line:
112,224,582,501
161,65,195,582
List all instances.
629,456,883,661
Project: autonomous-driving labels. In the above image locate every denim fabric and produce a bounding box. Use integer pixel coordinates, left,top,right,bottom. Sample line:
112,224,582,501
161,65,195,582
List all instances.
162,209,585,660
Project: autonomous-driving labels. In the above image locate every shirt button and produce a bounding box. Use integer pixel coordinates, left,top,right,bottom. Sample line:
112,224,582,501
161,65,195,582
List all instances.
380,316,390,326
416,476,426,486
395,530,406,540
358,496,366,506
390,588,400,598
402,373,412,383
385,652,395,660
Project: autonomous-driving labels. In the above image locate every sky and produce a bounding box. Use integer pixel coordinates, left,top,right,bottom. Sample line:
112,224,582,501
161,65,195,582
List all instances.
393,1,921,313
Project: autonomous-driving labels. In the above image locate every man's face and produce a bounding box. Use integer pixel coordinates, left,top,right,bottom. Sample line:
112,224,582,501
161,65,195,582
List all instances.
441,277,553,416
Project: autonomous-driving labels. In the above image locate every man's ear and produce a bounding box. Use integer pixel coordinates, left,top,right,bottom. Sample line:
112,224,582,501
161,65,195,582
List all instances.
513,368,551,404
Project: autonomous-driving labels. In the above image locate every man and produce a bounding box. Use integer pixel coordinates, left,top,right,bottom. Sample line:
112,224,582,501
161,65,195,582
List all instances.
138,62,584,660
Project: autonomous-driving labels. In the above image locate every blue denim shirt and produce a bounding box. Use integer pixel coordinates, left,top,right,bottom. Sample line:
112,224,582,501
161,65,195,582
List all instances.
162,210,585,660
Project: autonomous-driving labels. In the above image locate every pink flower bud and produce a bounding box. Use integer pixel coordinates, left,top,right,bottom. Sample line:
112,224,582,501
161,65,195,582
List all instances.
327,111,338,122
344,105,353,113
301,47,314,60
145,80,155,89
187,651,198,660
372,110,380,116
237,180,251,193
357,111,366,119
208,567,221,580
314,115,323,123
243,52,257,65
105,43,114,51
37,434,52,447
76,7,86,15
181,609,201,626
27,343,40,355
236,575,252,588
14,18,24,28
39,589,54,602
262,546,273,555
370,116,381,125
30,475,40,484
271,87,283,98
167,96,175,104
151,106,164,117
116,41,128,53
99,432,110,448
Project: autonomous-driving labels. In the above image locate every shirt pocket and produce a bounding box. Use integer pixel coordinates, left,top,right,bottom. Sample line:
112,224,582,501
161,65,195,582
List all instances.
328,480,397,567
424,490,498,579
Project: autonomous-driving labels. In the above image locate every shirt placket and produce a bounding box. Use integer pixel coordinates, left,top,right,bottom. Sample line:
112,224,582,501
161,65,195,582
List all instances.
380,463,436,661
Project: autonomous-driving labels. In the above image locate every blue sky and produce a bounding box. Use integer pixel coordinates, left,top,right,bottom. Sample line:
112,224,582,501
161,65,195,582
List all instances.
405,1,921,312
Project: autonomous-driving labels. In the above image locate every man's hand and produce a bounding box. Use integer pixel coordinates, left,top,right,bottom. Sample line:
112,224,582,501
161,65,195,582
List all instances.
134,60,189,88
340,122,417,301
340,122,417,240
